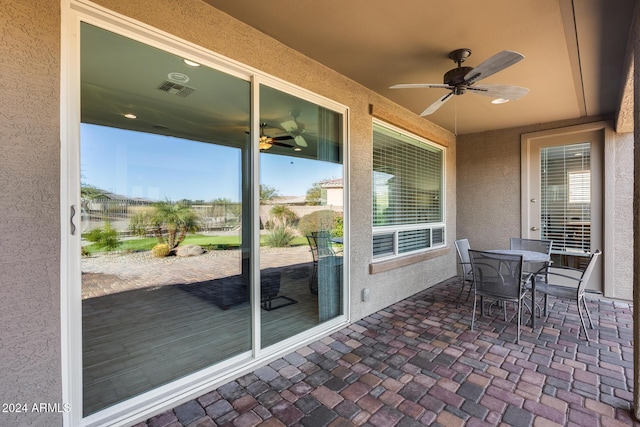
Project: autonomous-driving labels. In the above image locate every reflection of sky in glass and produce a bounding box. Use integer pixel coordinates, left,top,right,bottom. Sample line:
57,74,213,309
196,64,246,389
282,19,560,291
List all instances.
81,124,342,201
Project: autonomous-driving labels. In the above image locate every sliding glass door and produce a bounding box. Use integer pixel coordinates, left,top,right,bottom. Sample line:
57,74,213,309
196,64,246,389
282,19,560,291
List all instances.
77,22,345,417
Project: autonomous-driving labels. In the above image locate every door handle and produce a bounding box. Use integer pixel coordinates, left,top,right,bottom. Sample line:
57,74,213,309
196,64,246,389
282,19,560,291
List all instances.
530,226,539,231
70,205,77,236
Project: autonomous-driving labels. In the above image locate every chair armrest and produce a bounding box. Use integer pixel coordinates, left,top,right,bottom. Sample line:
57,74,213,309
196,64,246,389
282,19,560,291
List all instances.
546,270,583,283
549,265,583,273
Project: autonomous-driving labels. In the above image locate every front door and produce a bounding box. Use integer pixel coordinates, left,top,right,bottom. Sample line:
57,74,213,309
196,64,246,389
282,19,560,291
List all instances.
521,126,603,292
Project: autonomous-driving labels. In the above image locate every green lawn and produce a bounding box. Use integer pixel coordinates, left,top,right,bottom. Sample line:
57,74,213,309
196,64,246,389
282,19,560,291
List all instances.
83,234,309,254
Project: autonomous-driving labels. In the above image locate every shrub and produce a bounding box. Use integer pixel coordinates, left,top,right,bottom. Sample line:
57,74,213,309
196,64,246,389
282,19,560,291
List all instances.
332,215,344,237
84,222,120,252
151,243,171,258
264,226,295,247
270,205,298,227
298,210,338,238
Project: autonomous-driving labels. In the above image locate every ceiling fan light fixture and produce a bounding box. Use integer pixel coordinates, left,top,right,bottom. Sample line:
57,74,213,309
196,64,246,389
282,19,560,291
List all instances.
259,135,273,151
183,59,200,67
491,98,510,104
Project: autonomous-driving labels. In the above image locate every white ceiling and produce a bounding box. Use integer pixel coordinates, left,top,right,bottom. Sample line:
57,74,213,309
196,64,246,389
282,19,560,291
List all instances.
203,0,635,135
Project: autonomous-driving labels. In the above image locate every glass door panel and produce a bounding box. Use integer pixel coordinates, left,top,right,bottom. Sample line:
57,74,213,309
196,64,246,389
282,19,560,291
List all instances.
258,85,344,348
80,23,251,415
524,129,603,291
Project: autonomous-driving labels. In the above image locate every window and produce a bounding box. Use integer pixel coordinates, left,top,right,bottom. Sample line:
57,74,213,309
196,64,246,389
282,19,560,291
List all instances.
372,121,445,259
568,171,591,203
540,142,591,253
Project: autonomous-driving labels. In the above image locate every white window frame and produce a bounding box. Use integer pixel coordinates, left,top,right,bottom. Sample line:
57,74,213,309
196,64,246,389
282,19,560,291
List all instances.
371,119,446,261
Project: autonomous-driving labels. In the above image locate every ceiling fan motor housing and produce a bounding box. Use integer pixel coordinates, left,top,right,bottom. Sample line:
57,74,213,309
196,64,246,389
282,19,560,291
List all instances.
444,66,473,94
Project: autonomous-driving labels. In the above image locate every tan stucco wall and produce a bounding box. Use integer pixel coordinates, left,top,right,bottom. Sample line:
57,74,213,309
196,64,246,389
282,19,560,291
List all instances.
457,118,634,300
0,1,63,426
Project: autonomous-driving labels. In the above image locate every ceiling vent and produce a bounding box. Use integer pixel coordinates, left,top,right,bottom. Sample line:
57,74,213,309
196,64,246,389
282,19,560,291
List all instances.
156,80,195,97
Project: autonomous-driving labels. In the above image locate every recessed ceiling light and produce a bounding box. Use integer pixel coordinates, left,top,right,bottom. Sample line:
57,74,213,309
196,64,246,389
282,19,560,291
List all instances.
294,147,302,151
168,72,190,84
491,98,510,104
183,59,200,67
124,113,137,119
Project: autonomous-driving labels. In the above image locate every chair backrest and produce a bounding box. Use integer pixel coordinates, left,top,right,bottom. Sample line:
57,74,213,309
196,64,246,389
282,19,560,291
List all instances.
577,249,602,295
509,237,553,255
306,234,319,262
468,250,524,299
454,239,473,278
310,231,335,257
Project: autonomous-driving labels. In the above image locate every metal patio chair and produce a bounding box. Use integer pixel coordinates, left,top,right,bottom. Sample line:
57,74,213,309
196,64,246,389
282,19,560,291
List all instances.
469,249,527,343
535,249,601,341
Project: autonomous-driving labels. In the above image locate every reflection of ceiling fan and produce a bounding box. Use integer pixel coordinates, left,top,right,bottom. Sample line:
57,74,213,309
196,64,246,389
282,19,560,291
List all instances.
252,123,295,151
390,48,529,116
279,110,308,147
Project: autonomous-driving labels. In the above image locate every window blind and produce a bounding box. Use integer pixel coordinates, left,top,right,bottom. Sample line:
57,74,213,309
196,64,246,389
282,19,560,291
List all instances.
373,123,443,226
540,142,591,254
372,122,445,259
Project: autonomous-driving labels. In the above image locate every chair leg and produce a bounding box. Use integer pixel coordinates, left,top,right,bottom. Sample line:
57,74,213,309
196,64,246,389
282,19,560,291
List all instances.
516,299,522,344
471,294,477,331
309,262,318,294
543,294,549,317
581,296,594,328
576,298,590,342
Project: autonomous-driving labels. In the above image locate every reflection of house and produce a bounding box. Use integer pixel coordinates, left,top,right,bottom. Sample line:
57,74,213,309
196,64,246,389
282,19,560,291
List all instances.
320,178,343,208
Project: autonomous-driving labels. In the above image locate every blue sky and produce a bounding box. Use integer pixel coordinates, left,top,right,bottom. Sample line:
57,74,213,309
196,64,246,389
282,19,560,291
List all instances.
81,124,342,201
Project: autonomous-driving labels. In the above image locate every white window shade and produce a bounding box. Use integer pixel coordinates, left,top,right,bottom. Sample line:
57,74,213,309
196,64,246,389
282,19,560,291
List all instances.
372,122,445,259
540,142,591,253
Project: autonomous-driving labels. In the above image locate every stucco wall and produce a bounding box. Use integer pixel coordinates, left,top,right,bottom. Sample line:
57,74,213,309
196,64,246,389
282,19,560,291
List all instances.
0,1,63,426
457,118,634,300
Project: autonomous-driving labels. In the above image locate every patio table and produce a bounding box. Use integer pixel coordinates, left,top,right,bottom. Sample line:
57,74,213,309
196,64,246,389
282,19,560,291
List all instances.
485,249,550,329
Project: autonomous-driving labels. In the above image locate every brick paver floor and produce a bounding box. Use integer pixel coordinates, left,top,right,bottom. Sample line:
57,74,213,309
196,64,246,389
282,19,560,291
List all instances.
135,277,636,427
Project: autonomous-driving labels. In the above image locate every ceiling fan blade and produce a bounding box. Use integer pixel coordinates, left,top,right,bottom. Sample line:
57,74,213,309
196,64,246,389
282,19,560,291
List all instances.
467,84,529,100
420,91,454,116
280,120,298,132
294,135,308,147
272,135,294,141
272,141,294,148
463,50,524,84
390,83,451,90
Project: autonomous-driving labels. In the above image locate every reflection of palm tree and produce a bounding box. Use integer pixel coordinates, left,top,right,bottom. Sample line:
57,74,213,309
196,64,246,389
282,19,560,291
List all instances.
150,201,200,251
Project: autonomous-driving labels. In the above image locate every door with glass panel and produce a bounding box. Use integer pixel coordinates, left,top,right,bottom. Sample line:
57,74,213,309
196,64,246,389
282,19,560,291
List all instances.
523,129,603,291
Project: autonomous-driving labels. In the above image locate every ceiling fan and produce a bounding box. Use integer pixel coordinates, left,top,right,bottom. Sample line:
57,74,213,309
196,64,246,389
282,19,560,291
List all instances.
279,110,308,147
390,48,529,116
251,123,295,151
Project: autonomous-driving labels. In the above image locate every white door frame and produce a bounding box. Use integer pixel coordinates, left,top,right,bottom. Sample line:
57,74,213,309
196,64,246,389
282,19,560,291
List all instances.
521,121,615,297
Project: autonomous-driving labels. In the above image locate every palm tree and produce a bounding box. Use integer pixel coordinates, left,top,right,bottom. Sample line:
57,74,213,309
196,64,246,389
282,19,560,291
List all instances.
151,201,200,251
128,201,200,251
